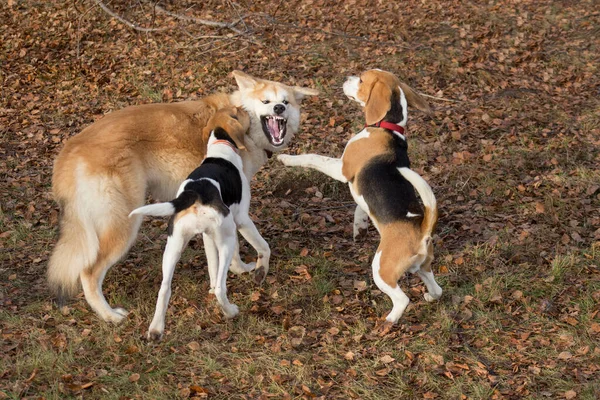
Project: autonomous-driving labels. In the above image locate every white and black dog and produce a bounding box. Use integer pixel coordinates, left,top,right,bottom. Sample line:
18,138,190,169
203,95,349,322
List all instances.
130,107,270,340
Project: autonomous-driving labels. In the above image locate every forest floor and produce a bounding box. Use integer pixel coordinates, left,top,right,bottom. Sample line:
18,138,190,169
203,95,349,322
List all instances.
1,0,599,398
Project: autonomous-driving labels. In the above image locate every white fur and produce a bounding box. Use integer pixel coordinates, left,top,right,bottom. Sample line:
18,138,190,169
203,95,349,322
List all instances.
135,134,271,341
353,205,369,241
372,251,410,323
343,76,364,106
397,167,436,216
277,154,347,182
398,86,409,126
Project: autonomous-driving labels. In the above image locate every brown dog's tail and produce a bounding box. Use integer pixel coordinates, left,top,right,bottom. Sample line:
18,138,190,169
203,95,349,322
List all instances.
398,167,437,239
47,201,100,306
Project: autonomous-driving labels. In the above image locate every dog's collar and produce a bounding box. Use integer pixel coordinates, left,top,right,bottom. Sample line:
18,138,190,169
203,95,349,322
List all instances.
212,139,239,153
366,121,405,136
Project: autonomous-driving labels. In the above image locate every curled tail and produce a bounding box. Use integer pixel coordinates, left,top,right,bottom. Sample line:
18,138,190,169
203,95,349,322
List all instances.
129,190,198,218
47,205,99,305
398,167,437,237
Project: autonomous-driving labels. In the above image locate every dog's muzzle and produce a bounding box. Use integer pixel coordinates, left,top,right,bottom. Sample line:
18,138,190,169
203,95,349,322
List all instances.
260,115,287,146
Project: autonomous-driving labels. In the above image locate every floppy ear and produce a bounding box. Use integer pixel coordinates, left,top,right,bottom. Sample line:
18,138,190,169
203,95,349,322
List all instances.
399,82,432,114
226,119,248,150
293,86,319,103
364,80,392,125
232,70,258,91
227,107,250,150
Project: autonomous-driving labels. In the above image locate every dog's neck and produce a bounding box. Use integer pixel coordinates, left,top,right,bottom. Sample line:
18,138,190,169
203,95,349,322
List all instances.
366,120,406,140
206,134,243,171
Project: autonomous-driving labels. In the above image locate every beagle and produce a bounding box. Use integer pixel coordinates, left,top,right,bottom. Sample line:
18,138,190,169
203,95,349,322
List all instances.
278,69,442,323
130,107,270,340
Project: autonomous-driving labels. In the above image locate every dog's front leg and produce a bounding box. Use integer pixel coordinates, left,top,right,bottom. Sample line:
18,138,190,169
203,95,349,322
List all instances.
236,215,271,284
278,154,347,183
148,231,190,341
353,205,370,241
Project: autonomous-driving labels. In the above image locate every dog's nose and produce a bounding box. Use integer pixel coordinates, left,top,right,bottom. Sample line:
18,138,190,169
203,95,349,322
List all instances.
273,104,286,115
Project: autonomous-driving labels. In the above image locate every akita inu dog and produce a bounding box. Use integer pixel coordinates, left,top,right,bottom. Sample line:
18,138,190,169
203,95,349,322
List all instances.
48,71,318,323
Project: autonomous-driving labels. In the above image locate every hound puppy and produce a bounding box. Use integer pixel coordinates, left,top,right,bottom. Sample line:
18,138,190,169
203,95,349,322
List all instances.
130,107,270,340
278,70,442,323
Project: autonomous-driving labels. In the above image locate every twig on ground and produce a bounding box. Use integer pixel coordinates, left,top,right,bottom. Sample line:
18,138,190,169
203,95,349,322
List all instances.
419,92,463,103
91,0,169,32
153,4,246,35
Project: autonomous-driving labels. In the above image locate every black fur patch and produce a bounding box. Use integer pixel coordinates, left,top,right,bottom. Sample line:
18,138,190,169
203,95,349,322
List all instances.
357,151,422,225
165,156,242,236
385,89,404,124
186,158,242,206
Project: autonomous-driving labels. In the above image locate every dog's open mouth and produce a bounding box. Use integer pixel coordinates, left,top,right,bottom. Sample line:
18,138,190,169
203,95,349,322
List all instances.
260,115,287,146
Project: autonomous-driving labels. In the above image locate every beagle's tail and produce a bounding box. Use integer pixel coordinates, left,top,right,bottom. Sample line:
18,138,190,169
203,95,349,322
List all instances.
398,167,437,237
129,191,199,218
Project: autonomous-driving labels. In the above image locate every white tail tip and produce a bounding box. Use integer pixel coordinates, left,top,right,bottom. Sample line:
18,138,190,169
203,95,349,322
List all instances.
129,203,175,218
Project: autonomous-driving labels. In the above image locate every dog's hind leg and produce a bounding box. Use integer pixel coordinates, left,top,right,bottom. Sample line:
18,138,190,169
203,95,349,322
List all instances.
415,240,442,302
229,239,256,275
79,214,143,324
372,250,410,324
212,227,239,318
277,154,347,182
235,215,271,284
203,233,218,293
147,229,191,341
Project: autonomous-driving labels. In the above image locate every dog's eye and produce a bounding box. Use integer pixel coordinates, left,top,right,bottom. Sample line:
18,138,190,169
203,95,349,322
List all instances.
282,100,289,105
262,100,270,104
359,78,363,83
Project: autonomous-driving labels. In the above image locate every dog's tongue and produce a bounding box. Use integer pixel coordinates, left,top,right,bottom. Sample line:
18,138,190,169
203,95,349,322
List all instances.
267,118,281,140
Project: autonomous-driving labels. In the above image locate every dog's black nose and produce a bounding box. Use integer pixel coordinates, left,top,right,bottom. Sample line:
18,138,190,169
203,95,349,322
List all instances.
273,104,286,115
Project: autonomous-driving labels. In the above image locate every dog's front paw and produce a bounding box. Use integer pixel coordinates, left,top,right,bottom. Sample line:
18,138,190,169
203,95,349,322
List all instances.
222,303,239,319
147,329,164,342
277,154,298,166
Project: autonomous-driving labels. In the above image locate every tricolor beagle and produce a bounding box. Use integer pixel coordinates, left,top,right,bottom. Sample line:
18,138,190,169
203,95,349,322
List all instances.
130,107,270,340
278,69,442,323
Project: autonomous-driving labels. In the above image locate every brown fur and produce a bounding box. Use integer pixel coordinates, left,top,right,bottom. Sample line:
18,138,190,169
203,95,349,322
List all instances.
342,128,394,182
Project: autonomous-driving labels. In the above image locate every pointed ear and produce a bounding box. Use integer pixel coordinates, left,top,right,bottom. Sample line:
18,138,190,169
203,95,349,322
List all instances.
293,86,319,102
364,80,392,125
399,82,432,114
232,70,258,91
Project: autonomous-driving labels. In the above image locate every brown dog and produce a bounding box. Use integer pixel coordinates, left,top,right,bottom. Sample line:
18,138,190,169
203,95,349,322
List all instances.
278,69,442,323
48,71,317,323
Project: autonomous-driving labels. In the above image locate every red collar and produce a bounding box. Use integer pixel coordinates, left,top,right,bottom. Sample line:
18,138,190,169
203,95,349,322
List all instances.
366,121,405,135
212,139,239,153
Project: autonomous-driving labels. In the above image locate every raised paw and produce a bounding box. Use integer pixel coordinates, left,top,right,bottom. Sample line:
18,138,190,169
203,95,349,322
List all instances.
230,260,256,275
253,265,267,284
277,154,298,166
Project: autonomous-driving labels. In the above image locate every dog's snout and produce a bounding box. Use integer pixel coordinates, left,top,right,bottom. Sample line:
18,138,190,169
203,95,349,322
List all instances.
273,104,286,115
